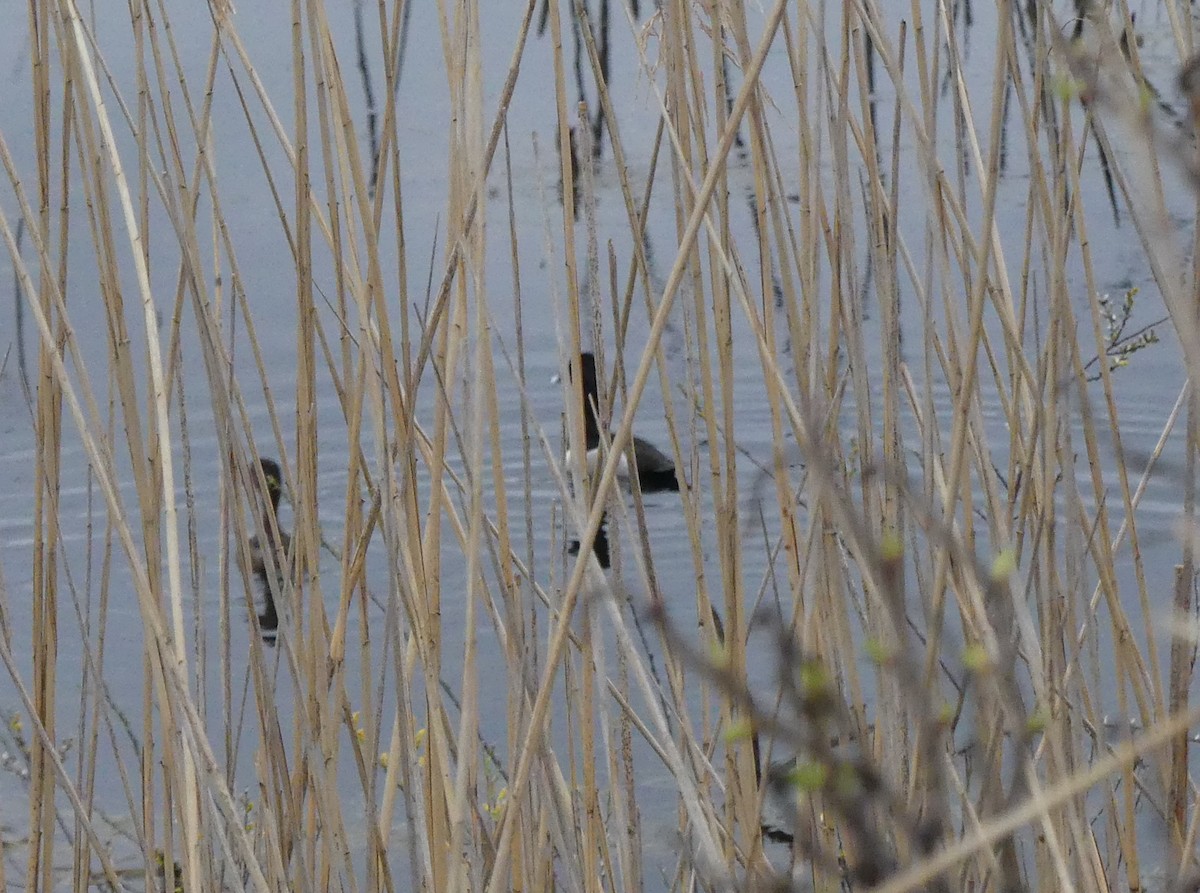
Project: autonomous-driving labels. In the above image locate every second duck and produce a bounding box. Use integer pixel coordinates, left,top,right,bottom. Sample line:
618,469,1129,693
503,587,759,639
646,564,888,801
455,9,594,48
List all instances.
566,352,681,493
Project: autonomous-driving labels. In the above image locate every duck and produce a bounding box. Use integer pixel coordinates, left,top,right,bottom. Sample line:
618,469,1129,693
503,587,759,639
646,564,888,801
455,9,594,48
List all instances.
247,457,290,635
565,352,681,493
566,513,611,570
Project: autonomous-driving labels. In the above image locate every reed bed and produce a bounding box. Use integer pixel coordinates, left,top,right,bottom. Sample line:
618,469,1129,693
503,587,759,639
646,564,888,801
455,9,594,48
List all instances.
2,0,1200,890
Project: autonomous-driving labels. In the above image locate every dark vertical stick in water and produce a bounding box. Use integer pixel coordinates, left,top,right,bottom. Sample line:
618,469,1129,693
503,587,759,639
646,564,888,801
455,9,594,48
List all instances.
865,25,878,147
13,218,29,399
572,4,588,115
1012,0,1035,46
720,39,745,153
1093,132,1121,227
354,0,380,196
1171,398,1197,837
590,0,610,159
886,23,906,358
1169,561,1193,836
1068,0,1082,40
396,0,414,85
561,126,581,220
953,0,970,56
863,22,888,280
998,79,1010,176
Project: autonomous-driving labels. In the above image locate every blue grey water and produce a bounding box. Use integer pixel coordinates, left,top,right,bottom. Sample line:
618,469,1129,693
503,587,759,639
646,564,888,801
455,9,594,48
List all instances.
0,0,1193,887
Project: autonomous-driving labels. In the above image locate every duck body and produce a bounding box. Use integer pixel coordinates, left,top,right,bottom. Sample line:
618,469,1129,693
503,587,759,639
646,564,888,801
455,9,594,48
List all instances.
248,457,290,634
249,527,290,632
565,436,679,492
568,352,681,493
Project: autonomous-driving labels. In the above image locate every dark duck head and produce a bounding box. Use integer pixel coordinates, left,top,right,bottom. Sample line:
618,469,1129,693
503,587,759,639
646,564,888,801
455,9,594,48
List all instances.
567,352,680,493
248,457,290,635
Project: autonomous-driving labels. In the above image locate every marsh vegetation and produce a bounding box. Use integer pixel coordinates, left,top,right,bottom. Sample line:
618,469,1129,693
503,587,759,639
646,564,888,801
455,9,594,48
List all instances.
2,0,1200,890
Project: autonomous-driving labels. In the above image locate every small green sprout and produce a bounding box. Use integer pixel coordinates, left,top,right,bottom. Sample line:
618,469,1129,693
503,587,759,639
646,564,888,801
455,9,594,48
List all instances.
1052,73,1085,102
991,549,1016,581
864,638,894,665
724,718,754,743
962,643,991,672
708,640,731,670
1026,709,1049,735
787,761,829,791
880,533,904,562
1088,287,1162,381
799,661,830,698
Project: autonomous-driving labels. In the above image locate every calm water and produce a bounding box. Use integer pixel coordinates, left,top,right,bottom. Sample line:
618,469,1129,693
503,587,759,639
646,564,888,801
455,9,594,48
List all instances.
0,0,1194,886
